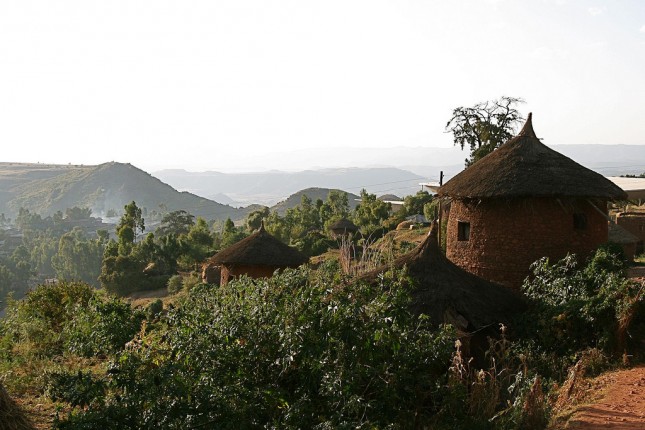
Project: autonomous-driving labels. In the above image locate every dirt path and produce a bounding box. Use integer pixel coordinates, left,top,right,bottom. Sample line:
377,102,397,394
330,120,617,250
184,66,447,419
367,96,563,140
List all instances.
562,366,645,429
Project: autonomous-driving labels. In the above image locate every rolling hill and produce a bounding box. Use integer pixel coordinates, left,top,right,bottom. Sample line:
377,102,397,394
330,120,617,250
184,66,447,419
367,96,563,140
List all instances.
0,162,250,221
269,187,361,215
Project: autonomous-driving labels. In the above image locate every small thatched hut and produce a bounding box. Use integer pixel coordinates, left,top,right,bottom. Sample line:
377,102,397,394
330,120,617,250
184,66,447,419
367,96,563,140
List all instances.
361,223,525,342
209,223,309,285
438,113,627,289
328,218,359,238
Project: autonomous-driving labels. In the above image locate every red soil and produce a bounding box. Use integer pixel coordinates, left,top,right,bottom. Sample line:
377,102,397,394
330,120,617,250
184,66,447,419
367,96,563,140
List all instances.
563,366,645,429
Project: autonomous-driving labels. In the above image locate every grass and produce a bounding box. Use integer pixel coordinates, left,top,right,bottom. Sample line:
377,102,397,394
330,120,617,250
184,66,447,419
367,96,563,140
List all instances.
0,354,108,429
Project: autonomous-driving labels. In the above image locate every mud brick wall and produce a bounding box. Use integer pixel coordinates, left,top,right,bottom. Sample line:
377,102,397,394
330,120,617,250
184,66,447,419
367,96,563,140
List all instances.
446,197,608,290
220,264,281,285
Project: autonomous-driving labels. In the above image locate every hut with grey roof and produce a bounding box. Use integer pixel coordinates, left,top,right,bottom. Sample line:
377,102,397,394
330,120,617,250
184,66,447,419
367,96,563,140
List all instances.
361,222,525,354
438,113,627,289
209,223,308,285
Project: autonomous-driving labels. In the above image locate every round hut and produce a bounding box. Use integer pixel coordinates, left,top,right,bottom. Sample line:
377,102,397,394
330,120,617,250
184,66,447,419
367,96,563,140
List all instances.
361,222,524,354
438,113,627,289
328,218,359,238
209,223,309,285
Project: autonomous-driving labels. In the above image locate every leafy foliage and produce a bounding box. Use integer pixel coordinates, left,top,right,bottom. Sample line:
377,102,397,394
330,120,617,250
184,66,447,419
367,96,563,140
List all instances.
0,282,142,358
515,246,644,376
155,210,195,237
353,189,391,237
52,267,456,428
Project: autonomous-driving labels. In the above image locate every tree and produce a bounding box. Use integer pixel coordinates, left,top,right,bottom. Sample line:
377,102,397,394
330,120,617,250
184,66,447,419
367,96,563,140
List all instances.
353,189,391,236
220,218,246,249
402,190,433,217
246,207,270,232
116,201,145,255
0,213,10,227
64,207,93,221
51,228,104,286
156,210,195,237
319,190,350,228
181,218,214,267
446,96,525,166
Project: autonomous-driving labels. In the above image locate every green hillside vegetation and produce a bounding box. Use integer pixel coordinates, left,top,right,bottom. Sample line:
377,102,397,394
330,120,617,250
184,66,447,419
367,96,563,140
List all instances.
270,187,360,215
0,162,250,222
0,245,641,428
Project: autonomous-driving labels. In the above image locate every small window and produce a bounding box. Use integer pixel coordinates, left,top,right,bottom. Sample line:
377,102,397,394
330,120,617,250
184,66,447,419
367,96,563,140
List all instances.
573,213,587,230
457,221,470,241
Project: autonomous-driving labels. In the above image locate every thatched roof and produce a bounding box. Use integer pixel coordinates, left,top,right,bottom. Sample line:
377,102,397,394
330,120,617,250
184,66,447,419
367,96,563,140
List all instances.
209,223,308,267
0,383,34,430
438,113,628,200
329,218,358,232
361,222,525,331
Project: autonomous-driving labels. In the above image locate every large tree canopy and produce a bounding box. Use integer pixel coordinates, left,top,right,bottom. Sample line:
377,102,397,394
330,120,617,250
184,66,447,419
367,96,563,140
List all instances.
446,96,525,167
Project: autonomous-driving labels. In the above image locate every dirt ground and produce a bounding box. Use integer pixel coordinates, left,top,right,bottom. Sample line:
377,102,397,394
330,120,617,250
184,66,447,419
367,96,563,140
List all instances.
557,366,645,429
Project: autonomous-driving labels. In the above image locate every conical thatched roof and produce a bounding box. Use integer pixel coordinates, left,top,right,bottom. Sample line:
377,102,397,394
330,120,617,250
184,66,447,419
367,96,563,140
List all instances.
361,222,525,330
438,113,627,200
329,218,358,232
0,383,34,430
209,223,308,267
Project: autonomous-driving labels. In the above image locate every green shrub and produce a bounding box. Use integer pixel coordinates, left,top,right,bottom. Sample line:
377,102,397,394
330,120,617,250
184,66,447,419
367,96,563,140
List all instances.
181,273,201,293
52,267,456,428
166,275,183,294
63,294,144,357
516,247,643,375
1,282,94,357
145,299,163,320
2,282,142,359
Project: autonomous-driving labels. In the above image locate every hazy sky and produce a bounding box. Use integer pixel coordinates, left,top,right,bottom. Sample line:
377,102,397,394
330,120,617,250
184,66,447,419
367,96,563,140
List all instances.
1,0,644,172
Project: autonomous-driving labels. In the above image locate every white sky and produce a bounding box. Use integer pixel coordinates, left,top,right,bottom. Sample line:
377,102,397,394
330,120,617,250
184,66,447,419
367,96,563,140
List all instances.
1,0,644,172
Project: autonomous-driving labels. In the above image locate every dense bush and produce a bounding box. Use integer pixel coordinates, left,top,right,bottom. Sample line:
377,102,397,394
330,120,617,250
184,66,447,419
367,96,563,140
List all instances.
515,246,644,377
0,282,143,359
52,267,457,428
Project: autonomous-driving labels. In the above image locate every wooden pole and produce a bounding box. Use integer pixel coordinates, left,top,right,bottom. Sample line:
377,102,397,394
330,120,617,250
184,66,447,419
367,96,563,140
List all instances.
438,171,444,247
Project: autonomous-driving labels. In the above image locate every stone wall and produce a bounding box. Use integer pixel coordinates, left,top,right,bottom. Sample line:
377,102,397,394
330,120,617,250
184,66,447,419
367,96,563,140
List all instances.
446,197,609,289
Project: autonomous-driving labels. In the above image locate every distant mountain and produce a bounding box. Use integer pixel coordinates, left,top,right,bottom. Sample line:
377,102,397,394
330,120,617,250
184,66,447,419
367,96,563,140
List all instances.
551,145,645,176
207,192,238,205
153,167,425,207
270,188,361,215
0,162,250,222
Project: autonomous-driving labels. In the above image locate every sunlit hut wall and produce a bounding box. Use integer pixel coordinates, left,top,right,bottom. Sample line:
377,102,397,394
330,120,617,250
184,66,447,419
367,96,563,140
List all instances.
437,114,627,290
208,223,309,285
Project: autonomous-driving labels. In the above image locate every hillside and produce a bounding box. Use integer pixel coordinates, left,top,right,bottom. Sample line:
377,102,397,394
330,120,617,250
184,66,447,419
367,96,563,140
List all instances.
153,167,424,206
0,162,250,221
270,187,360,215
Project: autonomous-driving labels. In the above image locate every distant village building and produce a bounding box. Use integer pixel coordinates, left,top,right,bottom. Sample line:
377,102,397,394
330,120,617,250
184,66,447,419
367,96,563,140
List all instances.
208,223,309,285
438,113,627,289
608,223,639,262
615,211,645,254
